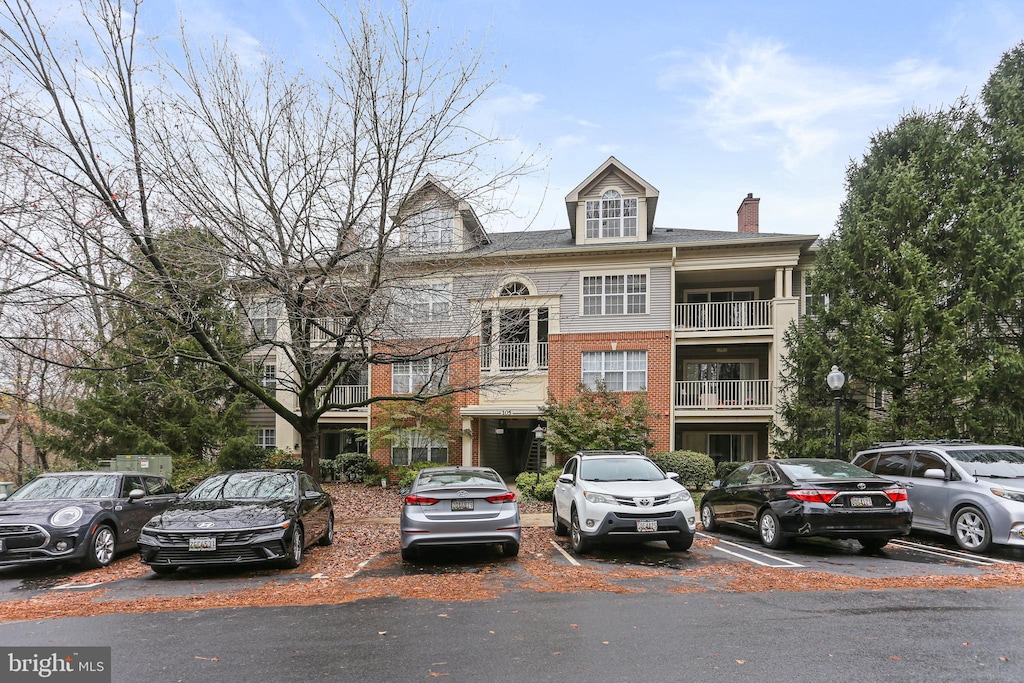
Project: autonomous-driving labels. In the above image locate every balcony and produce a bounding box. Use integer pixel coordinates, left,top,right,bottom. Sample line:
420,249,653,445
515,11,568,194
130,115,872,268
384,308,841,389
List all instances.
322,384,369,411
674,380,772,409
675,300,772,332
480,342,548,372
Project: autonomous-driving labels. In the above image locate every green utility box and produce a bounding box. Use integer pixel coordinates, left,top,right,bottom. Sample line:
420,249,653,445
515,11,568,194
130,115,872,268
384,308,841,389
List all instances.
115,454,173,477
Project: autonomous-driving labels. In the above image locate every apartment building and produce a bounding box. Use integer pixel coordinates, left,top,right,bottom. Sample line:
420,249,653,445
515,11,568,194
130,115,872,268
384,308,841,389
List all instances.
253,157,819,477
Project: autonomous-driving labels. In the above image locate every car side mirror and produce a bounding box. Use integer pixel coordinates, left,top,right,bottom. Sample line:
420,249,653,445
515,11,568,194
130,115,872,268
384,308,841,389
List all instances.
128,488,146,501
557,473,574,484
0,493,7,502
711,479,721,488
923,468,947,480
665,472,680,481
303,490,320,499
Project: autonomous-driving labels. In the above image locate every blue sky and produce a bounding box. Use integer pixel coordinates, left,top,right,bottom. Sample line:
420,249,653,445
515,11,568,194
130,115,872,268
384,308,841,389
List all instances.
149,1,1024,236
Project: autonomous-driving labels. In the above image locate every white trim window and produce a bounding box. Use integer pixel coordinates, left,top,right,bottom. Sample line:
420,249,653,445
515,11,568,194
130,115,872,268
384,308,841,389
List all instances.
582,351,647,391
586,190,638,238
391,430,449,466
259,364,277,389
391,358,448,394
803,274,830,316
409,283,452,322
407,207,454,248
249,300,280,339
582,274,647,315
256,428,276,450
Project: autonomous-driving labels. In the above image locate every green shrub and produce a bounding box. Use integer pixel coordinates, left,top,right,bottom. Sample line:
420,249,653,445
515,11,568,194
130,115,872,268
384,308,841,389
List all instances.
396,461,438,489
515,466,562,502
336,453,377,483
271,456,304,471
170,457,219,493
649,450,715,490
716,460,744,481
217,436,271,471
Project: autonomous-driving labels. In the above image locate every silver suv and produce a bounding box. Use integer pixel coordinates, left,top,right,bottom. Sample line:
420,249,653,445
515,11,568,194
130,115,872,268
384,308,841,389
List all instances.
852,441,1024,552
552,450,696,554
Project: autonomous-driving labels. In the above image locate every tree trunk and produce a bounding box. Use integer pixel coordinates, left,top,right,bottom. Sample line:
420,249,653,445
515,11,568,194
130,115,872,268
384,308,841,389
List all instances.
300,429,321,483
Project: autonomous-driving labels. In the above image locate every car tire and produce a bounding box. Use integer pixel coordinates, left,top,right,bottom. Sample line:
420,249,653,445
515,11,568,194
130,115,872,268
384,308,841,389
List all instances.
151,565,177,575
502,541,520,558
858,538,889,552
952,505,992,552
282,524,304,569
552,501,568,536
318,513,335,546
401,546,419,562
569,507,590,554
667,533,693,552
758,510,789,549
82,524,116,569
700,503,718,532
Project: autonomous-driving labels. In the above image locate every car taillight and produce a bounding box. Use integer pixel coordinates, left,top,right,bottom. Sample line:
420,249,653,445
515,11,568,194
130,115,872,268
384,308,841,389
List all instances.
486,491,516,504
885,487,908,503
404,494,439,506
786,489,839,504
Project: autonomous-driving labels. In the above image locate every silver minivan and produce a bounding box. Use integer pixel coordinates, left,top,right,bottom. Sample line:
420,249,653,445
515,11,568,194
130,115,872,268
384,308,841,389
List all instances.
853,441,1024,552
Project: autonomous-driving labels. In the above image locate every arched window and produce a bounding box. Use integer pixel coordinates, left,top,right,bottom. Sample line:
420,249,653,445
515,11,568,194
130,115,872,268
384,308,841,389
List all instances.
585,189,638,238
499,281,530,296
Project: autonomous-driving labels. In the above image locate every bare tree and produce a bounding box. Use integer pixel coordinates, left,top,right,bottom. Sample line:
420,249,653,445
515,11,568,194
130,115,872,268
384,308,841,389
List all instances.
0,0,536,478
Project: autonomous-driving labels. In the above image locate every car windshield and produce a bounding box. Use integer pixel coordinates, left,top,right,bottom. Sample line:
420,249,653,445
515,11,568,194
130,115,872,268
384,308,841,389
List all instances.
947,448,1024,478
415,470,503,489
778,460,873,481
8,474,118,500
580,458,665,482
188,472,297,500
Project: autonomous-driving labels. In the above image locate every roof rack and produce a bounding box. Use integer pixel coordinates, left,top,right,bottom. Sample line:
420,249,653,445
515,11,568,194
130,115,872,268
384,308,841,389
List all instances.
870,439,976,448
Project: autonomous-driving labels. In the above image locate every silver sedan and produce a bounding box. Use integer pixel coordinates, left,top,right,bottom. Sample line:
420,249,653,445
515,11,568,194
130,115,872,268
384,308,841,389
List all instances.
399,466,521,561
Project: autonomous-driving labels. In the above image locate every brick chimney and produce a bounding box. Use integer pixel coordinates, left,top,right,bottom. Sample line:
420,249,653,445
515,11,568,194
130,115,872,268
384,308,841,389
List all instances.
737,193,759,233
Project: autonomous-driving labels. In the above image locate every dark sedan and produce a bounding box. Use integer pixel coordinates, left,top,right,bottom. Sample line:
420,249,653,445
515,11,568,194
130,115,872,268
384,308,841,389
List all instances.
138,469,333,574
0,471,177,568
700,459,912,551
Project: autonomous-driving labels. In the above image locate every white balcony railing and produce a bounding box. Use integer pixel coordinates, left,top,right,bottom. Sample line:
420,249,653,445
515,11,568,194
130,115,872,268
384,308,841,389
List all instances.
324,384,369,411
674,380,772,409
480,342,548,372
675,300,772,331
310,317,350,342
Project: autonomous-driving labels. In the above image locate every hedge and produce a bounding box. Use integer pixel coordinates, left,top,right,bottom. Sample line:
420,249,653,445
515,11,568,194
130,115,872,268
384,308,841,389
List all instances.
648,450,716,490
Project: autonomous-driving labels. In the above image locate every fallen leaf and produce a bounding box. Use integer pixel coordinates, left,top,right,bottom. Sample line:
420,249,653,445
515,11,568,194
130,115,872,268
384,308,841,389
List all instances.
999,657,1010,662
378,631,387,636
889,656,902,661
437,614,448,618
427,671,449,677
736,660,745,664
963,642,970,647
194,656,220,661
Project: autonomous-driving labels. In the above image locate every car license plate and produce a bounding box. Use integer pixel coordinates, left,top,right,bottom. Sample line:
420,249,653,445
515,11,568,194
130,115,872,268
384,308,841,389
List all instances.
850,496,873,508
636,520,658,532
451,499,474,511
189,537,216,551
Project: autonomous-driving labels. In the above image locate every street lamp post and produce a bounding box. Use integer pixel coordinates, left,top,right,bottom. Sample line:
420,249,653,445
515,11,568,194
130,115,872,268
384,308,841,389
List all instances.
532,425,546,484
826,365,846,459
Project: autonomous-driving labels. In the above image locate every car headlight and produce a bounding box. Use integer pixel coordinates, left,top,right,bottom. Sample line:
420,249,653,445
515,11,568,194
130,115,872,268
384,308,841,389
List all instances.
142,518,162,531
583,491,616,505
50,506,83,527
668,489,692,504
991,488,1024,503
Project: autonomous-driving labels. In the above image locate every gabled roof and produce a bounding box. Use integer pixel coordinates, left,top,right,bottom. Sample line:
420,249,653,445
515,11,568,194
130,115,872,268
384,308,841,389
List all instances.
393,174,490,246
564,156,660,236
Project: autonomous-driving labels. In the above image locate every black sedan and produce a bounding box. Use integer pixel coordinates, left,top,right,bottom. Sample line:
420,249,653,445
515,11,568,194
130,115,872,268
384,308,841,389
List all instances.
138,469,333,574
700,459,912,551
0,471,177,568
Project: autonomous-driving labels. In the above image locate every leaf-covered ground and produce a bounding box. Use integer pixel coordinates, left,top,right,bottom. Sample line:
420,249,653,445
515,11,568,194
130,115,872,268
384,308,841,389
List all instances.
2,483,1022,622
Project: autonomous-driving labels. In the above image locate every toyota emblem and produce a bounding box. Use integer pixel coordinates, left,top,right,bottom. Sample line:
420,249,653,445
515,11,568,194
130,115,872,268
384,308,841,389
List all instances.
637,498,652,507
857,483,867,490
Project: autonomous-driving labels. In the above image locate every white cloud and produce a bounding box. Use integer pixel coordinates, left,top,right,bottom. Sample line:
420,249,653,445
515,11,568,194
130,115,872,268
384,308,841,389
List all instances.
659,35,963,170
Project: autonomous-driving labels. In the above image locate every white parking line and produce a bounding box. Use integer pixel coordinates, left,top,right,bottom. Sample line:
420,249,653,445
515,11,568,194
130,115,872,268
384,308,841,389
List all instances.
549,540,581,566
51,582,105,590
697,532,805,568
887,539,1004,566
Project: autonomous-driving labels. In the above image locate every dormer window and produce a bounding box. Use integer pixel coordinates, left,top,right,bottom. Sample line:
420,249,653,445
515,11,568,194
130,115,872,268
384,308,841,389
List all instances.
586,190,637,239
407,207,454,248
